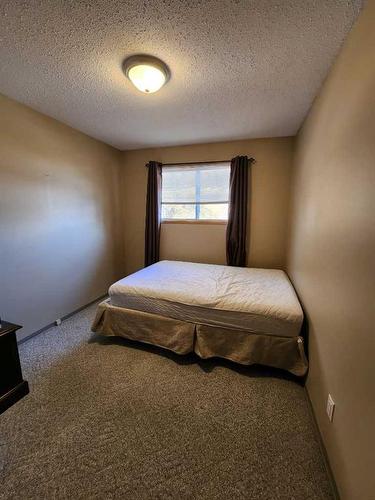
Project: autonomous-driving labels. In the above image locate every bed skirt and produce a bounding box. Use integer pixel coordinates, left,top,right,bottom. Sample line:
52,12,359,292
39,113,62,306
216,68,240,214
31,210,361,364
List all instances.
91,300,308,377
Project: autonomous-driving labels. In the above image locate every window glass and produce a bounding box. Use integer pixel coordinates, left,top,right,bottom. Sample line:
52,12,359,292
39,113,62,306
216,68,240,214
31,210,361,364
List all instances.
162,169,196,203
199,167,230,202
161,163,230,221
161,204,196,220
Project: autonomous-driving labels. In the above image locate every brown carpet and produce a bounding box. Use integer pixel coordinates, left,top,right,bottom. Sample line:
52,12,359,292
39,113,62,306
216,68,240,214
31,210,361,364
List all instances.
0,301,334,499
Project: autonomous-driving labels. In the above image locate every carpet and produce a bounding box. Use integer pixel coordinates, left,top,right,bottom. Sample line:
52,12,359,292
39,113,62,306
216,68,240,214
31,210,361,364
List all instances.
0,300,334,499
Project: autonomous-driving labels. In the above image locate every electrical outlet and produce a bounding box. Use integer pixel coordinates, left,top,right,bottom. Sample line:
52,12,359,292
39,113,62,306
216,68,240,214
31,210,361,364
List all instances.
55,318,62,326
326,394,335,422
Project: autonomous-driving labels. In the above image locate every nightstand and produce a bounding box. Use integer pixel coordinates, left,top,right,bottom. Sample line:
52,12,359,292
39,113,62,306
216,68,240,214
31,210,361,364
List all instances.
0,321,29,415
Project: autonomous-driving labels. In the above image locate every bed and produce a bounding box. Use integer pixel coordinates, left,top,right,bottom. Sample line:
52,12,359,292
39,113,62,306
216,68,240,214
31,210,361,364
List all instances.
92,260,307,376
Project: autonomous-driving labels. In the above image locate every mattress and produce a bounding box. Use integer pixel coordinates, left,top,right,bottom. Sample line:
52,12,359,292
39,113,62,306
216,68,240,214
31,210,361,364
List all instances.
109,260,304,338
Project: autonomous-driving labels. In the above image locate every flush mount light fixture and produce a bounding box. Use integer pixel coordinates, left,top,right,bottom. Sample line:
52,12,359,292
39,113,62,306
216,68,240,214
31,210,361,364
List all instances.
122,55,170,94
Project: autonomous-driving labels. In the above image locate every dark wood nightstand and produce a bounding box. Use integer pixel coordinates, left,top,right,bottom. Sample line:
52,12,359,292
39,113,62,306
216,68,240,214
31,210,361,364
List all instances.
0,321,29,415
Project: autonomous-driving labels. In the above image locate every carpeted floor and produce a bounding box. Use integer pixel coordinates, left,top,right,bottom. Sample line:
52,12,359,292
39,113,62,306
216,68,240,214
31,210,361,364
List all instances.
0,300,334,499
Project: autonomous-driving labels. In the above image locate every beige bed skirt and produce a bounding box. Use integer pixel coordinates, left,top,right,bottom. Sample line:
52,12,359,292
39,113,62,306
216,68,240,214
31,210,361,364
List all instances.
91,300,308,377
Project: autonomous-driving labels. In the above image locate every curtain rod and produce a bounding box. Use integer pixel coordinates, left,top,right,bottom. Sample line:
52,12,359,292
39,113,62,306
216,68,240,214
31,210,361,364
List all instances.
147,158,255,167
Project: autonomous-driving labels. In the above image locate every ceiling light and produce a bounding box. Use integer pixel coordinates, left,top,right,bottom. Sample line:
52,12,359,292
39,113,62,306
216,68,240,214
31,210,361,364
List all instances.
122,55,170,94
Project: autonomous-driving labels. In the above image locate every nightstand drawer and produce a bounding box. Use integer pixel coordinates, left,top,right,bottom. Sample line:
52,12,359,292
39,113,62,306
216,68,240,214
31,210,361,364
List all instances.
0,321,29,414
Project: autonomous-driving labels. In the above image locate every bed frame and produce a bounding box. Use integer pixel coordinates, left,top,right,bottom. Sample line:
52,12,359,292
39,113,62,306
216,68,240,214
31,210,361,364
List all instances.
92,300,308,377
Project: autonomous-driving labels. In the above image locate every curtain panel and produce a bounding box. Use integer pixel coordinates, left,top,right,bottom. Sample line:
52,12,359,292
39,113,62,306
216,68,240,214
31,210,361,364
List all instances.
226,156,253,267
144,161,162,267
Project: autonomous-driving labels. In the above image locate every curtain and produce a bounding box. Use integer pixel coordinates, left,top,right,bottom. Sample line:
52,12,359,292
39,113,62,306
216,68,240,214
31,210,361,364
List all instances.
144,161,162,267
226,156,252,267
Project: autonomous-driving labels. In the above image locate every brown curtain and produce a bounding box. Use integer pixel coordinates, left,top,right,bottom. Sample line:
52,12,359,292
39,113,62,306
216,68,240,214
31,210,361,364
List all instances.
226,156,252,267
144,161,162,267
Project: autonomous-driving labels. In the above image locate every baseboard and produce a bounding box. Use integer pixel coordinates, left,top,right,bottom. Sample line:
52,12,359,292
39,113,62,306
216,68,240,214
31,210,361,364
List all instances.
304,387,340,500
18,294,107,345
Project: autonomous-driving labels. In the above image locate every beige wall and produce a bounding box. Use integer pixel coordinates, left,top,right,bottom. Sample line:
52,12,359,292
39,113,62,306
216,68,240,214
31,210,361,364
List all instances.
121,137,294,275
287,2,375,499
0,94,123,341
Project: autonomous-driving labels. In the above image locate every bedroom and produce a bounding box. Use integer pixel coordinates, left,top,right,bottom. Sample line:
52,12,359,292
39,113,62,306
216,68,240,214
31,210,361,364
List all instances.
0,1,373,499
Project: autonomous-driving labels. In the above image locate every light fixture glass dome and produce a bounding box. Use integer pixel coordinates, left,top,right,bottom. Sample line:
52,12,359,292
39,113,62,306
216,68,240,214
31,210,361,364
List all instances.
123,55,170,94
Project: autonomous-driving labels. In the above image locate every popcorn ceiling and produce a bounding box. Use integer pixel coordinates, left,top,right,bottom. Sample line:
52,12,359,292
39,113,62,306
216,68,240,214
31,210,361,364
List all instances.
0,0,362,150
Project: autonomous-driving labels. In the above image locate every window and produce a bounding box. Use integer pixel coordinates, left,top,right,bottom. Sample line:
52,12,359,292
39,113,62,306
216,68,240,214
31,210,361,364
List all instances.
161,163,230,221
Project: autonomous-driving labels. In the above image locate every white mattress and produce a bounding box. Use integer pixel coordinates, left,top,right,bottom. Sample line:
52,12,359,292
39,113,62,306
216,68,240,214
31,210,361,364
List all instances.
109,261,303,338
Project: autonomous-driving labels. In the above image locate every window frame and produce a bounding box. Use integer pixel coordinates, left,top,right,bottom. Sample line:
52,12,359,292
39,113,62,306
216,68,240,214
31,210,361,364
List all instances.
161,162,230,224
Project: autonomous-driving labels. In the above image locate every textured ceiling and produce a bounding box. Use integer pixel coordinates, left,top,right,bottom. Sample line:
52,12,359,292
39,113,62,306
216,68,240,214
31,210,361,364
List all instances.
0,0,362,150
